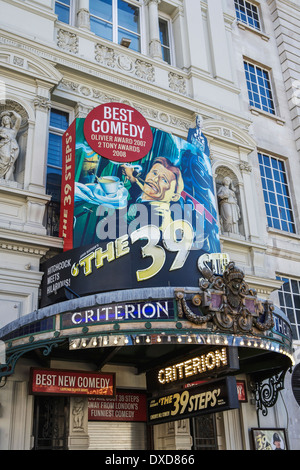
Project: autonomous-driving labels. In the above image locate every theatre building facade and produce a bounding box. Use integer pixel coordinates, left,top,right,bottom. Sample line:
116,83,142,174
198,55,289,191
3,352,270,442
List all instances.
0,0,300,451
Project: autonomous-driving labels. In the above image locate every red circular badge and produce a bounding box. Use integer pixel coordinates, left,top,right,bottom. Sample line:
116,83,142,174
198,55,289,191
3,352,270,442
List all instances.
84,103,153,163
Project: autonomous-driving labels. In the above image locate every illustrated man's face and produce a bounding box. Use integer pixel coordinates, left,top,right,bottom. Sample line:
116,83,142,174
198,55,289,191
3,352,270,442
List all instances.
142,163,178,203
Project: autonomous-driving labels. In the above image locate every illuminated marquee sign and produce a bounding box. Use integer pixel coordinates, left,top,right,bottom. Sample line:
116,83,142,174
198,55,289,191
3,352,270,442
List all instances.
147,376,239,425
30,368,115,397
158,348,228,384
146,347,239,393
61,300,175,328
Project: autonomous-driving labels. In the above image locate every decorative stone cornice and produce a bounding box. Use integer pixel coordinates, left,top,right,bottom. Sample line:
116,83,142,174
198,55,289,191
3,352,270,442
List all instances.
58,78,191,132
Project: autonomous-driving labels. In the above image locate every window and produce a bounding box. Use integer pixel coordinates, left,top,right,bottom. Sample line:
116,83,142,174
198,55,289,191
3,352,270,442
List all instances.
276,276,300,340
46,109,70,236
55,0,71,24
234,0,261,30
159,18,171,64
244,61,275,114
90,0,141,52
191,415,218,450
258,153,295,234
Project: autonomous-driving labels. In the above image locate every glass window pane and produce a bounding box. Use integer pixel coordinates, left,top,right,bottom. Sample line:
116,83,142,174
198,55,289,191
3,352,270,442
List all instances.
294,296,300,309
55,1,71,23
283,281,291,292
47,134,63,168
275,181,282,194
90,0,112,22
162,46,171,64
118,0,140,34
269,192,276,204
159,19,169,47
286,308,295,322
271,158,278,169
91,16,113,40
271,204,278,217
267,179,274,191
291,280,299,294
46,172,62,202
50,109,69,130
118,28,140,51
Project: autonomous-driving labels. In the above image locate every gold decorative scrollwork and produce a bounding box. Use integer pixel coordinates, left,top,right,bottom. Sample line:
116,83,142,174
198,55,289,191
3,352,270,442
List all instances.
175,262,274,335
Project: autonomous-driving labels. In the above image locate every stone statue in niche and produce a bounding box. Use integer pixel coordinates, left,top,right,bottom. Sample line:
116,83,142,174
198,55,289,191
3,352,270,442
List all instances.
0,110,21,181
217,176,241,234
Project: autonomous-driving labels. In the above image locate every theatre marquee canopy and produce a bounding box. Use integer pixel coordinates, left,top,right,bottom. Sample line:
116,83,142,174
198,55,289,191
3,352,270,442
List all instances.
0,262,294,394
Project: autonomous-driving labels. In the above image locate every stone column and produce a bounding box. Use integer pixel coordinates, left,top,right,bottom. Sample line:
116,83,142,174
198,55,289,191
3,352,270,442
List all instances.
184,0,209,73
68,396,89,450
207,0,233,82
146,0,163,60
153,419,192,450
28,81,52,195
77,0,90,30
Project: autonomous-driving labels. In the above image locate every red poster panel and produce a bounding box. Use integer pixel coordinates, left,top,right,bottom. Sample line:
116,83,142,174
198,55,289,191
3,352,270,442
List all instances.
88,390,147,422
84,103,153,163
30,368,115,397
59,120,76,251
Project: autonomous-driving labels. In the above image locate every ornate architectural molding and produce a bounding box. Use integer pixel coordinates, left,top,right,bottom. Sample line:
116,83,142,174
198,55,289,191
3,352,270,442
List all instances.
58,79,191,133
169,72,187,95
0,43,62,85
95,44,155,82
33,95,51,111
175,262,274,335
239,162,252,173
57,29,79,54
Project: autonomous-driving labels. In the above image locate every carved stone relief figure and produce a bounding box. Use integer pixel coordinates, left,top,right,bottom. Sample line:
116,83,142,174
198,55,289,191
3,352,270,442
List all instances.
0,109,21,181
72,397,85,431
217,175,241,234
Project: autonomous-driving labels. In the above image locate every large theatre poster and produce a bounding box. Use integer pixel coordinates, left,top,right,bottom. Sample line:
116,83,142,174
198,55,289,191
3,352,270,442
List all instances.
41,104,220,306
